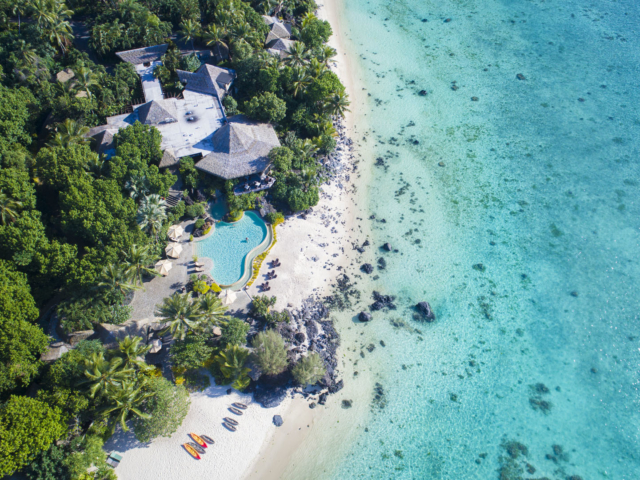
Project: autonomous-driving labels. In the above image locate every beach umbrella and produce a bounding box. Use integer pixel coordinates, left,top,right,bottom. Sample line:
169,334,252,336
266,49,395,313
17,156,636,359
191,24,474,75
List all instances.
220,289,237,306
155,259,173,276
167,225,184,240
165,243,183,258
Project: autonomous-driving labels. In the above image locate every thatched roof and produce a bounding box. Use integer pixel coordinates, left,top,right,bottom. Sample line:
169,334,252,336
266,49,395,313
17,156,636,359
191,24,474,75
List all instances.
265,22,292,45
262,15,278,26
56,68,75,83
116,44,168,65
176,64,236,98
159,148,179,168
195,115,280,179
92,130,116,157
266,38,295,52
136,100,178,125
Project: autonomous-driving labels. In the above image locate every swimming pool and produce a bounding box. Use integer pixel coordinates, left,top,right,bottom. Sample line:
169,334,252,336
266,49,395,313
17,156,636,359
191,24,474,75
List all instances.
196,211,269,287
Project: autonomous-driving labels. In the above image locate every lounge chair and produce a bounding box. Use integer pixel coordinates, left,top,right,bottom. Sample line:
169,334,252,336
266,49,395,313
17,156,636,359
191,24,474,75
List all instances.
195,262,204,267
195,267,205,273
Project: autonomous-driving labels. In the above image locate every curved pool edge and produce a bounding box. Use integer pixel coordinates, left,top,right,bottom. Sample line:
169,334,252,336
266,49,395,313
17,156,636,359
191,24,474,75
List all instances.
195,210,274,291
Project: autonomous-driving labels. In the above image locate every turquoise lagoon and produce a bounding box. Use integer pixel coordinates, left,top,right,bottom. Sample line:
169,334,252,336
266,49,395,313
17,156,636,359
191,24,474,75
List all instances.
196,211,267,286
282,0,640,478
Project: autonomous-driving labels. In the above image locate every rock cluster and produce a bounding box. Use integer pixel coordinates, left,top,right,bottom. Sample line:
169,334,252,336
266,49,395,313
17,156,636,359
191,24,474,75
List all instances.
370,291,396,311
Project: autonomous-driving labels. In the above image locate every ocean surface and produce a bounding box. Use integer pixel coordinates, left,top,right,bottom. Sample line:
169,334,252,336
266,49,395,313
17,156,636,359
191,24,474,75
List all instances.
282,0,640,478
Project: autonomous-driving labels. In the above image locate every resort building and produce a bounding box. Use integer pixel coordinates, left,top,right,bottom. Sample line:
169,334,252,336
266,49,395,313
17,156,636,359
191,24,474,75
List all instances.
262,15,295,58
88,45,280,181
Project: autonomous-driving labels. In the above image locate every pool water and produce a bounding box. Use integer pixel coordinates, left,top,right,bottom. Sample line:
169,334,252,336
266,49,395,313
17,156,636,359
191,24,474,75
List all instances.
196,211,268,286
208,197,228,221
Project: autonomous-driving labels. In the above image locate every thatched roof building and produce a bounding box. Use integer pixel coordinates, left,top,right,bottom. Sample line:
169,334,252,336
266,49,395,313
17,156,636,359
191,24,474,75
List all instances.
194,115,280,180
116,44,169,65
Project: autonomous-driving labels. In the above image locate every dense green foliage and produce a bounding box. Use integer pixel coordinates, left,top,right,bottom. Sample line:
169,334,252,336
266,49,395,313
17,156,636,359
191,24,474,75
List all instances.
0,261,49,397
170,335,214,370
133,377,190,443
0,396,66,477
292,352,326,386
251,330,288,376
221,317,250,347
211,345,251,390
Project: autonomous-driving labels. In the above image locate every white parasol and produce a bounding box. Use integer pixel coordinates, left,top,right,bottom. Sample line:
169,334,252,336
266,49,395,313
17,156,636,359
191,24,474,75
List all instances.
165,243,183,258
155,259,173,276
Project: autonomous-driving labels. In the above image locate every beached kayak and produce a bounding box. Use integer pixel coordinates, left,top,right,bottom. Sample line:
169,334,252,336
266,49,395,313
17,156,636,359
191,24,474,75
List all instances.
200,435,215,444
188,442,205,454
183,443,201,460
190,433,207,448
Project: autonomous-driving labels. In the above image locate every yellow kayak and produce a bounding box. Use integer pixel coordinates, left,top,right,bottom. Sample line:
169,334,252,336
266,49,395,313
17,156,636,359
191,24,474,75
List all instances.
190,433,207,448
183,443,201,460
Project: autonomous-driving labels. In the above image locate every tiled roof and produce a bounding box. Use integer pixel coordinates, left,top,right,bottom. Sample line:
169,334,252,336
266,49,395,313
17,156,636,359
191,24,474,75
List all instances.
136,100,178,125
195,115,280,179
116,44,169,65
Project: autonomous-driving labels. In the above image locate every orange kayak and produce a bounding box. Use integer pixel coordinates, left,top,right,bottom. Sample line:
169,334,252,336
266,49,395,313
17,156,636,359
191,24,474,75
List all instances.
190,433,207,448
183,443,201,460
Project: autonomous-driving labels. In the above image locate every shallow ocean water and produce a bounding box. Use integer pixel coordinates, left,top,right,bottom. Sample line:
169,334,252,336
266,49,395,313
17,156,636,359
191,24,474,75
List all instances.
282,0,640,478
196,211,267,285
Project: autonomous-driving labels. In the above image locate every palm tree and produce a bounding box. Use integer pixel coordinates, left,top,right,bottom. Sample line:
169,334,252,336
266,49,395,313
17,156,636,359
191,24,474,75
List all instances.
324,91,350,117
203,24,228,60
285,42,307,68
155,293,203,341
84,154,105,179
317,45,337,67
15,41,38,66
81,353,133,398
118,335,152,371
99,379,154,433
58,118,90,144
123,244,159,286
47,19,74,55
300,138,319,157
96,264,141,298
199,293,230,327
30,0,55,28
180,19,200,53
124,174,150,202
137,194,167,241
74,66,98,98
13,4,28,33
308,57,328,79
0,190,22,225
301,12,317,29
214,346,251,390
291,66,310,98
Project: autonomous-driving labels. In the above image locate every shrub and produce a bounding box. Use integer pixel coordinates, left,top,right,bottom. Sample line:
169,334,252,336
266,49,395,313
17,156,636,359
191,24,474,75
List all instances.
185,203,206,218
292,353,326,386
251,330,288,376
264,211,284,225
170,336,214,371
228,210,243,222
133,377,190,443
211,345,251,390
192,280,210,295
210,283,221,293
251,295,276,320
266,310,290,325
221,318,250,347
244,92,287,124
203,226,212,235
223,95,238,116
268,146,294,172
194,219,205,229
190,234,194,241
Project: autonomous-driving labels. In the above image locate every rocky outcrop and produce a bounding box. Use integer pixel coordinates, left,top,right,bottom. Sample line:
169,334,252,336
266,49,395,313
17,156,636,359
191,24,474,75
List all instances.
360,263,373,274
95,318,166,346
254,385,288,408
273,415,284,427
359,311,372,322
370,291,396,311
416,301,436,322
41,342,72,362
67,330,96,346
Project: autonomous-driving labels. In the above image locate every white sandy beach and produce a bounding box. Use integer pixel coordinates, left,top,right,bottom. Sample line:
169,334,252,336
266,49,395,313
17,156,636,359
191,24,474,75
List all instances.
104,379,292,480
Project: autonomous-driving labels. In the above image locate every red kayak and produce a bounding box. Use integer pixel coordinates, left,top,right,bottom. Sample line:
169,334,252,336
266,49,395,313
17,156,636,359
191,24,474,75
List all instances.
183,443,201,460
190,433,207,448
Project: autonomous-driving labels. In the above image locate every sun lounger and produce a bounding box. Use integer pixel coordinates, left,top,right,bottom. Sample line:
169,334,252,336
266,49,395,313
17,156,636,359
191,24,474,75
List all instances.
195,267,205,272
195,262,204,267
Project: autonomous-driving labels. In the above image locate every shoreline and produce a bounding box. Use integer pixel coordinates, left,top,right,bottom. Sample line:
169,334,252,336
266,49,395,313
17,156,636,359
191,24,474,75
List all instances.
241,0,366,477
